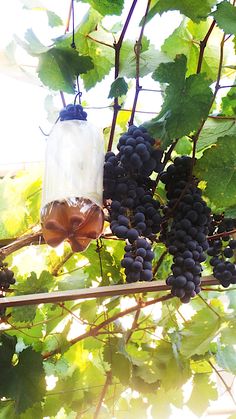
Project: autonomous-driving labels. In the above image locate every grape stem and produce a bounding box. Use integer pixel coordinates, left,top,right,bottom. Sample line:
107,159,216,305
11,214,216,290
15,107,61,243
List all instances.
208,360,236,405
129,0,152,126
152,250,168,276
207,228,236,240
196,20,216,74
107,0,138,151
190,32,226,176
154,139,179,190
93,371,112,419
42,294,173,359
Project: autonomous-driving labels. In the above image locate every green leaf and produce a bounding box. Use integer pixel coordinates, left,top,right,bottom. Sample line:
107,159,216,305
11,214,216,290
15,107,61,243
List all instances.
103,337,131,385
161,20,222,80
221,319,236,345
16,270,54,294
108,77,128,98
194,135,236,211
175,136,192,155
37,47,93,93
0,334,17,369
14,28,49,55
78,0,124,16
11,305,37,323
216,345,236,374
120,38,170,79
0,402,15,419
180,308,221,357
145,55,213,148
197,118,236,151
0,346,46,414
221,86,236,116
153,0,217,23
187,374,217,416
55,9,114,90
212,1,236,35
57,269,88,290
80,300,97,323
46,10,63,27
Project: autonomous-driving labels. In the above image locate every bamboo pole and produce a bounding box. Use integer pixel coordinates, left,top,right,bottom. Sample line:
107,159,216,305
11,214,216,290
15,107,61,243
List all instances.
0,277,220,308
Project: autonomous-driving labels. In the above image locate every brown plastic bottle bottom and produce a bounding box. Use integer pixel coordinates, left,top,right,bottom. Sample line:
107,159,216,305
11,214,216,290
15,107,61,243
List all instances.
41,198,104,252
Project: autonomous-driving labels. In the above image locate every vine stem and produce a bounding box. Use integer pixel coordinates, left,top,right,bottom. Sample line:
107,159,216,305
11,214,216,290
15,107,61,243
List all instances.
208,360,236,405
129,0,152,126
93,371,112,419
51,251,74,276
197,294,221,319
152,250,168,276
196,20,216,74
0,231,43,259
190,32,226,175
208,228,236,240
125,306,141,343
155,139,179,189
42,294,173,359
107,0,138,151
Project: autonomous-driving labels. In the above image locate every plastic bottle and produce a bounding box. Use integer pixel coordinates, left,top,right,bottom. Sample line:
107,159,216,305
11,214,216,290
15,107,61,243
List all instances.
40,105,104,252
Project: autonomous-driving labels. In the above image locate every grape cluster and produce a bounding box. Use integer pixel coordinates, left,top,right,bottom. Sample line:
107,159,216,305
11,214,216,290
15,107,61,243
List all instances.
208,216,236,287
0,261,15,318
0,261,15,291
103,125,163,283
121,238,154,282
117,125,163,176
160,156,210,303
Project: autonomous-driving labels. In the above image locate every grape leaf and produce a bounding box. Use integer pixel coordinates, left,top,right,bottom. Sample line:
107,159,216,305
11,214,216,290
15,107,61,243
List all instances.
221,86,236,116
120,38,170,79
16,271,54,294
78,0,124,16
14,29,49,55
216,345,236,374
55,9,114,90
80,300,98,323
212,1,236,35
187,374,217,416
0,402,15,419
15,29,94,93
57,269,88,290
194,135,236,211
196,119,236,151
11,305,37,323
145,54,213,148
37,47,93,93
103,337,131,385
108,77,128,98
161,20,222,80
0,334,16,369
0,345,46,414
180,309,221,357
151,0,217,23
46,11,63,27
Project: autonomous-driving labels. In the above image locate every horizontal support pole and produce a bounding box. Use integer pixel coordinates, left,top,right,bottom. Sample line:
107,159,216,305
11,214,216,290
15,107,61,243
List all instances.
0,277,220,308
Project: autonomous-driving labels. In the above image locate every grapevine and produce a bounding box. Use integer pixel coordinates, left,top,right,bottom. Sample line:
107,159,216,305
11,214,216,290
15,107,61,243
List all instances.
104,141,236,302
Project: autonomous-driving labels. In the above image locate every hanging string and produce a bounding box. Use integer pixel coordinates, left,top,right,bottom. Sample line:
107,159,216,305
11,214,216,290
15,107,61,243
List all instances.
70,0,83,105
71,0,76,49
74,76,82,105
